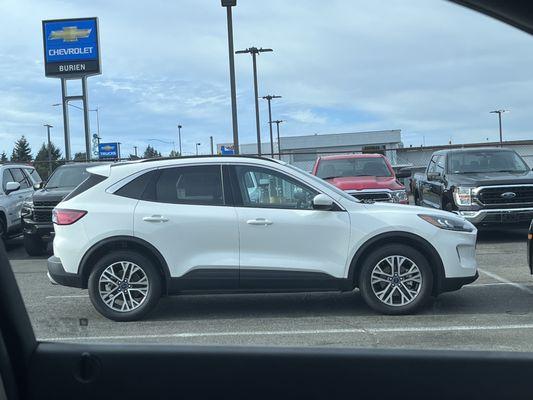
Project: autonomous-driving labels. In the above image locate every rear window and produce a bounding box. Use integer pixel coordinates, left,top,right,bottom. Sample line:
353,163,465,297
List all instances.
62,174,107,202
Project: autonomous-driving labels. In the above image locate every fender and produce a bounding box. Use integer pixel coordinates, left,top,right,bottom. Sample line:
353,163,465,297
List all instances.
347,231,445,293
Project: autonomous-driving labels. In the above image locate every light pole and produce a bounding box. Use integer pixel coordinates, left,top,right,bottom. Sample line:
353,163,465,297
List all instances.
221,0,240,154
262,95,281,157
133,146,138,158
43,124,53,176
196,142,201,156
269,120,284,159
490,109,509,146
236,47,273,156
210,136,214,155
177,124,183,156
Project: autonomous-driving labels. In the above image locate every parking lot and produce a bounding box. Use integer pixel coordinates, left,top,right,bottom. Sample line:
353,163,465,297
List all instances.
9,229,533,352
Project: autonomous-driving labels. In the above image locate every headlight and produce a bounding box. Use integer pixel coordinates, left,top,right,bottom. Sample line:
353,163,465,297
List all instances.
391,190,408,203
418,214,474,232
453,187,473,206
21,200,33,217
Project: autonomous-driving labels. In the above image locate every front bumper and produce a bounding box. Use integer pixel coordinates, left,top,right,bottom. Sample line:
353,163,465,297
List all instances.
457,207,533,226
440,272,478,293
22,218,54,238
47,255,84,288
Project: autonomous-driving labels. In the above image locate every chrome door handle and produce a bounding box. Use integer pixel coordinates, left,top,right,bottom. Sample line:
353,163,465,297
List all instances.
143,215,169,223
246,218,273,226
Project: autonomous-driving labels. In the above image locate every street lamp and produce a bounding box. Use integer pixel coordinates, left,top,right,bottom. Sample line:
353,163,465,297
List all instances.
177,124,183,156
489,109,509,146
43,124,53,176
195,142,201,156
221,0,240,154
269,120,284,159
236,47,273,156
262,95,281,157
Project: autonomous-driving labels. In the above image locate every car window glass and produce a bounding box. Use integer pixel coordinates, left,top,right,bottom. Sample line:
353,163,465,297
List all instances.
316,157,392,178
10,168,30,189
2,169,14,192
115,170,158,200
155,165,223,205
435,156,445,173
427,156,437,174
235,165,317,209
24,168,41,184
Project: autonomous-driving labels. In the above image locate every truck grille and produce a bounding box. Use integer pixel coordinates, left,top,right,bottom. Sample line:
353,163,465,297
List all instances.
33,200,59,223
351,192,392,202
477,186,533,206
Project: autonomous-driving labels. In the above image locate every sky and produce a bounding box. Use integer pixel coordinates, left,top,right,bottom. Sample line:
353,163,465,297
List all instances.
1,0,533,158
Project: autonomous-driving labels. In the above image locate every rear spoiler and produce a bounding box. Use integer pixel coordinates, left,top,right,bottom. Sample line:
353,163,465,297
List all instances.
86,164,111,177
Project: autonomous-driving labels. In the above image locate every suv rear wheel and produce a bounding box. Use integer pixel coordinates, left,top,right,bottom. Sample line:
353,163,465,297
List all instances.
88,251,162,321
23,234,48,256
359,244,433,314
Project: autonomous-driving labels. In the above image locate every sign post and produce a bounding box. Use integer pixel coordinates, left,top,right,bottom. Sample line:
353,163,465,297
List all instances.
42,17,101,161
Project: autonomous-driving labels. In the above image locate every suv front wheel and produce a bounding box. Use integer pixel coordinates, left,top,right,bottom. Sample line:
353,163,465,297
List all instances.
88,251,162,321
359,244,433,314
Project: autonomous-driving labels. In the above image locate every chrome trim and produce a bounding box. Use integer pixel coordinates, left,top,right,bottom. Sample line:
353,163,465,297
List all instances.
473,184,533,207
457,207,533,224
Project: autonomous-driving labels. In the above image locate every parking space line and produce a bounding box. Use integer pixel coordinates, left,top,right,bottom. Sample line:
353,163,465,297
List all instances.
45,295,89,299
42,324,533,342
478,268,533,295
468,282,517,288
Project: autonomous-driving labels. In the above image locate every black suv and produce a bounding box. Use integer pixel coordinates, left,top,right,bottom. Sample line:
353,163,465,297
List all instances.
22,162,107,255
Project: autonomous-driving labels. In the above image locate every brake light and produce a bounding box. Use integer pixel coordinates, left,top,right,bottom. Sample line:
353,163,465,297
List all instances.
52,209,87,225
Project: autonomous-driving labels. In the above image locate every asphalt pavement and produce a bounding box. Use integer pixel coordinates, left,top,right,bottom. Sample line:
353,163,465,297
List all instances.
8,229,533,351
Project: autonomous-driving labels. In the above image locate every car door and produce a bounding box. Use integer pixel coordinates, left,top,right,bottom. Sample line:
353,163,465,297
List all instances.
429,155,446,208
133,164,239,290
4,168,33,228
420,156,437,207
229,164,351,290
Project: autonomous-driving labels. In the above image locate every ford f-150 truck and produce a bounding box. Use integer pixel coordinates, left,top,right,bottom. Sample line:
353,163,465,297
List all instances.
312,154,409,203
412,147,533,228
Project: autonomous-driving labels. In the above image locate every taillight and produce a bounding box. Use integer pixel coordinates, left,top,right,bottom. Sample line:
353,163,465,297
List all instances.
52,209,87,225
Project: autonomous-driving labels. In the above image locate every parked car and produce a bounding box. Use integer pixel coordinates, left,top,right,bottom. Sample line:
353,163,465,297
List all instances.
0,164,41,240
528,220,532,275
311,154,410,203
22,162,108,256
47,156,477,321
412,148,533,228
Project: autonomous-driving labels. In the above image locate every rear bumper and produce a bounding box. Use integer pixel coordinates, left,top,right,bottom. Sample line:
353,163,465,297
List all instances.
47,255,84,288
457,207,533,226
440,272,478,293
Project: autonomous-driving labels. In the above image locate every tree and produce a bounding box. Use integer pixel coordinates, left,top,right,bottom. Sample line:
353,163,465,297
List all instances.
168,149,180,158
74,152,87,161
143,145,161,159
34,142,62,179
0,152,7,162
11,135,32,162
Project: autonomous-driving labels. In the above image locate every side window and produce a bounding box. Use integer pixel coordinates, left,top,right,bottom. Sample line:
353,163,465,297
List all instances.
10,168,30,189
154,165,223,205
435,156,445,174
427,156,437,174
24,168,42,184
2,169,14,192
115,170,158,200
234,165,318,210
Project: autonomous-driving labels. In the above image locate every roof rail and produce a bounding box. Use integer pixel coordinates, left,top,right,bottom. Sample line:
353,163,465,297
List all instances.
136,154,280,164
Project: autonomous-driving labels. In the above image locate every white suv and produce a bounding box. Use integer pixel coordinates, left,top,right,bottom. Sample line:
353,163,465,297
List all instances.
48,156,478,321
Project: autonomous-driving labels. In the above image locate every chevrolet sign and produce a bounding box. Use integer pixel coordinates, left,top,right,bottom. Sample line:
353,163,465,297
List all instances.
98,142,119,159
42,18,101,77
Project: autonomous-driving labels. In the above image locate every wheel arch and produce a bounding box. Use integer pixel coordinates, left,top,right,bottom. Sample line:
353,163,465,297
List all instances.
78,236,171,292
348,231,445,296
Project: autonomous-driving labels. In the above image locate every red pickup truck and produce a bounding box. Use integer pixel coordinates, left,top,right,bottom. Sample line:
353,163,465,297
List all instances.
311,153,409,204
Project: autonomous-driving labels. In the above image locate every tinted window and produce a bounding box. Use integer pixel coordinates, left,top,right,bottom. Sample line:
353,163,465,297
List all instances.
10,168,30,189
154,165,223,205
46,165,91,189
2,169,14,192
115,170,158,200
63,174,107,202
316,157,392,179
235,165,317,209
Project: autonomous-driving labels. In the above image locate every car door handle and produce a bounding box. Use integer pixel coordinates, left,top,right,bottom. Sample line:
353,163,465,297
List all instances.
246,218,273,226
143,215,169,223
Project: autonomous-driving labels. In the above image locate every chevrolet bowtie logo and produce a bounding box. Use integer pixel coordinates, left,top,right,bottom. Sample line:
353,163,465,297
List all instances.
101,145,114,151
49,26,91,42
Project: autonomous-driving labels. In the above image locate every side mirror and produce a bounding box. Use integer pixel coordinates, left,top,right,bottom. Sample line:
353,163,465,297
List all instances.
5,181,20,194
396,169,411,179
427,172,441,181
33,182,43,190
312,193,334,210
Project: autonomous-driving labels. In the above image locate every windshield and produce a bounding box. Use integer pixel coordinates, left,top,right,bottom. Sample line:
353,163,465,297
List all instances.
45,165,90,189
448,150,529,174
316,157,392,179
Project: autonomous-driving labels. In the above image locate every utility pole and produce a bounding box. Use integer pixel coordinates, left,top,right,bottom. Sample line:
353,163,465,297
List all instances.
262,95,281,157
236,47,273,156
43,124,53,176
490,109,509,146
270,120,284,159
133,146,138,157
196,142,201,156
210,136,214,155
221,0,240,154
177,124,183,156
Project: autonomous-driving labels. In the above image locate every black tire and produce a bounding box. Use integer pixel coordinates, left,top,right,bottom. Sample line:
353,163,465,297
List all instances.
359,244,433,315
23,234,48,256
88,251,162,322
414,190,420,206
